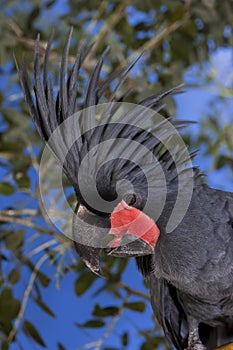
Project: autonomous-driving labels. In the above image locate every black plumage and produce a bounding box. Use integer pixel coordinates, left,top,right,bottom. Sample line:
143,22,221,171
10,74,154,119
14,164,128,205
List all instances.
17,28,233,349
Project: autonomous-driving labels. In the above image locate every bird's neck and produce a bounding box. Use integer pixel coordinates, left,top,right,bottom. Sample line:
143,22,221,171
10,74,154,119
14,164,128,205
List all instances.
137,173,206,278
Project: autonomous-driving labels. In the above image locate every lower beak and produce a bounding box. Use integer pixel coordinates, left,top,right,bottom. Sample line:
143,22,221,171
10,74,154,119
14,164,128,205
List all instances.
105,234,154,257
72,204,110,277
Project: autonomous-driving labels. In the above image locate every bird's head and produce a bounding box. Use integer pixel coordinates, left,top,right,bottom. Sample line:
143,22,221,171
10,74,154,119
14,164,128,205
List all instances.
73,191,160,276
17,28,195,277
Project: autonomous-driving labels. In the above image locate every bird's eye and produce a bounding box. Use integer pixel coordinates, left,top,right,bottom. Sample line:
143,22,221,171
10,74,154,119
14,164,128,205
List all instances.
124,193,137,206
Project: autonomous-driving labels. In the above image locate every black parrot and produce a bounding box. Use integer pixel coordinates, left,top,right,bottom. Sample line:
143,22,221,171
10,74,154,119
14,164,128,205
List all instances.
17,29,233,349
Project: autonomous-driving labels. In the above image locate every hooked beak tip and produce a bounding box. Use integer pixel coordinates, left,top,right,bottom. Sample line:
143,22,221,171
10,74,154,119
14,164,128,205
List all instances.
73,242,106,278
86,262,106,278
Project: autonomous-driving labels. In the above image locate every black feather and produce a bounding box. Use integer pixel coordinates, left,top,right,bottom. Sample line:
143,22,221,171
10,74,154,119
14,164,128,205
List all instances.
18,29,233,350
17,30,193,196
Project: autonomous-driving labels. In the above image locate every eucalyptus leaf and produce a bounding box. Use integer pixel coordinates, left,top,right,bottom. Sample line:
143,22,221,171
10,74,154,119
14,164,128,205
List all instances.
0,182,15,195
23,320,46,347
0,288,20,324
74,272,96,296
34,297,56,318
8,269,20,285
124,301,146,312
76,319,105,328
92,304,119,317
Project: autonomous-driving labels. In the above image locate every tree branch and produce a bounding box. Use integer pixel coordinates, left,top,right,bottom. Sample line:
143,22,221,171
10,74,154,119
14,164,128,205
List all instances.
0,214,70,246
78,294,130,350
117,281,150,300
7,19,47,51
21,133,59,234
26,239,58,259
85,0,109,34
1,209,38,217
0,214,50,233
7,253,51,343
134,16,190,56
94,295,129,350
87,0,131,59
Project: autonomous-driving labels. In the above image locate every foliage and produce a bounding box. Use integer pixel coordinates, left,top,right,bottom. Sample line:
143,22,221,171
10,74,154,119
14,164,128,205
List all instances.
0,0,233,349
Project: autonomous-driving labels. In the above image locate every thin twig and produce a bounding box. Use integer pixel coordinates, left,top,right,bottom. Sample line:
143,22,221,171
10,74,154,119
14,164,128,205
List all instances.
117,281,150,300
7,253,50,343
0,152,30,162
20,133,39,173
224,0,233,47
0,214,70,246
8,19,84,68
0,215,51,233
88,0,131,59
134,18,189,56
26,239,58,259
94,295,129,350
85,0,109,34
21,133,70,240
7,19,47,51
1,209,38,217
78,295,130,350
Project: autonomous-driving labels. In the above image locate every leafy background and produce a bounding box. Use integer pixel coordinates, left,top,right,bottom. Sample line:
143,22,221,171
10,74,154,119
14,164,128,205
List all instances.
0,0,233,349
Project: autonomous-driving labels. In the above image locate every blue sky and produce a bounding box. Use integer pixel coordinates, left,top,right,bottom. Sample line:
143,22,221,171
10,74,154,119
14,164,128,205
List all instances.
1,3,233,350
3,47,232,350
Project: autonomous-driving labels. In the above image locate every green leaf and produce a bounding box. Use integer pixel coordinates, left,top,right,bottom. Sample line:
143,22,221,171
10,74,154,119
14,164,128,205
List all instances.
92,304,119,318
25,260,50,288
1,340,9,350
124,301,146,312
57,343,66,350
116,259,128,276
14,172,31,189
34,297,55,318
141,336,168,350
2,108,28,129
0,182,15,195
23,320,46,347
121,332,128,346
8,269,20,285
76,319,105,328
0,288,20,324
37,271,50,288
74,272,96,296
5,230,24,252
83,319,105,328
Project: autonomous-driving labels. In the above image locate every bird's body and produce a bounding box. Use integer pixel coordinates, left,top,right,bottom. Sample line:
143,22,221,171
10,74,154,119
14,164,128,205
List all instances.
17,29,233,349
153,186,233,300
141,184,233,348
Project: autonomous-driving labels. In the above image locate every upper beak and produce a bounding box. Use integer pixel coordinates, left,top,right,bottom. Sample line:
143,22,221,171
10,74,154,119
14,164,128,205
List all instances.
72,204,110,277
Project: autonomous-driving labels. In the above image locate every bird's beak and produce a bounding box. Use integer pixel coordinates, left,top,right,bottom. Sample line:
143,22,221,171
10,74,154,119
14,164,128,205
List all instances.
72,204,154,276
105,234,154,257
72,204,110,277
73,241,104,277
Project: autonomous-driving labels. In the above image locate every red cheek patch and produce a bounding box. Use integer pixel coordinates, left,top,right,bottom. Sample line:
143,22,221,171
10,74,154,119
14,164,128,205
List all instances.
109,200,160,248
